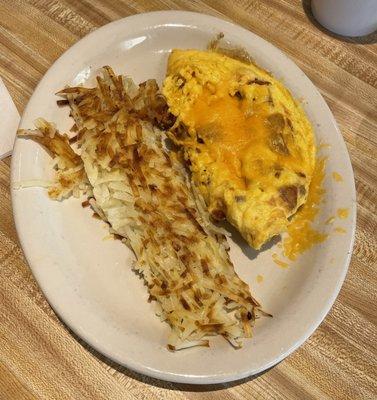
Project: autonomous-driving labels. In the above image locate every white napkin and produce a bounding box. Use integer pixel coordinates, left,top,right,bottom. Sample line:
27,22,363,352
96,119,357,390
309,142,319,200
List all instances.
0,78,20,159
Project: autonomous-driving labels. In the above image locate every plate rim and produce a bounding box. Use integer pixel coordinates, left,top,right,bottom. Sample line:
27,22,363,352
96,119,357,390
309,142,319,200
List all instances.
10,10,356,384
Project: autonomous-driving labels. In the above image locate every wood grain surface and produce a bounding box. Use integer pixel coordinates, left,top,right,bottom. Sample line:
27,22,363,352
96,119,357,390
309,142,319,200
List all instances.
0,0,376,399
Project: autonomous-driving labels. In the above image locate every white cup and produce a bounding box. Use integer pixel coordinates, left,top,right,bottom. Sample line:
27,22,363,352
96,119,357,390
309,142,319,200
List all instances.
311,0,377,37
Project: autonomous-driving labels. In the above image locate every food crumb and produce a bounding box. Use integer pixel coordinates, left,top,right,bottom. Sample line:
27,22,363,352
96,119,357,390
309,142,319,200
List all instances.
337,208,349,219
325,216,335,225
102,234,114,241
256,274,264,283
334,227,346,234
332,172,343,182
272,253,289,269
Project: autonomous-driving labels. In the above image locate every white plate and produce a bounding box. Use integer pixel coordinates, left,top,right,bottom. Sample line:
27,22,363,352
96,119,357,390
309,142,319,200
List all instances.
11,11,356,384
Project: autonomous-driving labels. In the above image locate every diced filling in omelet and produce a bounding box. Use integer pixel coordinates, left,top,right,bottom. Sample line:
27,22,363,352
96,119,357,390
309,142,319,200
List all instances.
163,49,316,249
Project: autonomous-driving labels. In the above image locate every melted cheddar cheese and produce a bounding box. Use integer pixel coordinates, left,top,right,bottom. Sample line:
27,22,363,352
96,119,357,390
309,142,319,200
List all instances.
282,158,327,260
164,49,316,249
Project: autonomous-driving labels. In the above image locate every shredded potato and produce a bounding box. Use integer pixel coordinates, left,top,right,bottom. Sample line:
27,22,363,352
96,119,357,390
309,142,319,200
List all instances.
18,120,89,200
17,66,263,350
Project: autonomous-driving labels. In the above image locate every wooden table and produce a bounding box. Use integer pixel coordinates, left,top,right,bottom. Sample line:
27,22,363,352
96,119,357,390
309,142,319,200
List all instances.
0,1,376,399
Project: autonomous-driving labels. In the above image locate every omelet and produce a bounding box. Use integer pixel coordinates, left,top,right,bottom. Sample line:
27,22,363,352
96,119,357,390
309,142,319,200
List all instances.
163,48,316,249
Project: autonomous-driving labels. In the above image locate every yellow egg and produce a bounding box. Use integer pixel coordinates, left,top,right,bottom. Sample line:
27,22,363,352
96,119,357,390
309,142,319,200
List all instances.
163,49,316,249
